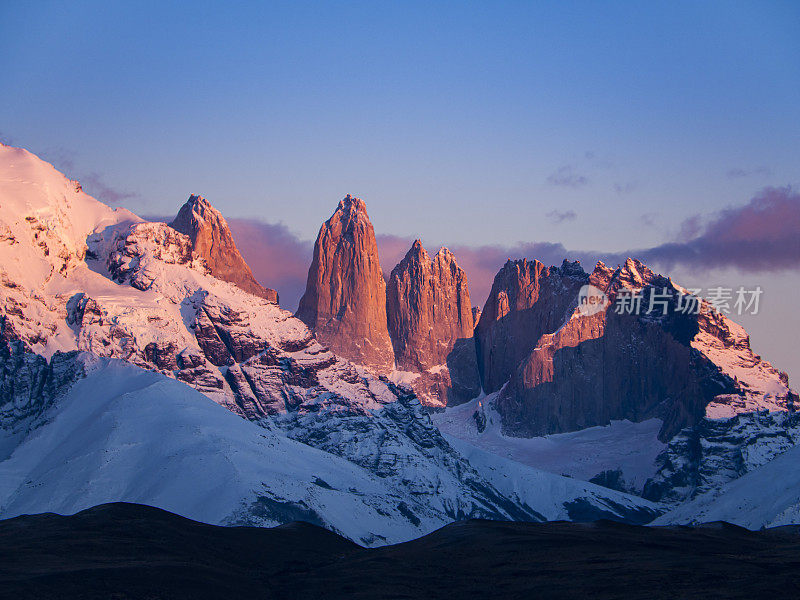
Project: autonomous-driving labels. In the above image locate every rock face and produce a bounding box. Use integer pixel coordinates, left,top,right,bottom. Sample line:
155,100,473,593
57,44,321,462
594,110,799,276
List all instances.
386,240,480,406
296,195,394,373
475,259,588,393
493,258,794,441
169,195,278,303
0,320,85,429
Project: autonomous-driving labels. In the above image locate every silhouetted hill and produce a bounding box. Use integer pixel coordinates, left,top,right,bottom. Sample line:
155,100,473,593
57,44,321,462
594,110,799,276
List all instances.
2,503,800,599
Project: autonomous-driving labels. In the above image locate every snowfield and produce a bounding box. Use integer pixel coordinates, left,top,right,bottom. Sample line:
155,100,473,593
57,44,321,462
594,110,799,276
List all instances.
443,434,663,523
433,393,665,493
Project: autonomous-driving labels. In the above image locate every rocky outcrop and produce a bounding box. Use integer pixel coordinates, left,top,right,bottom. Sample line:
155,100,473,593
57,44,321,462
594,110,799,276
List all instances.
0,318,85,429
170,195,278,303
386,240,480,406
471,306,481,327
475,259,588,393
108,222,203,290
296,195,394,373
644,411,800,504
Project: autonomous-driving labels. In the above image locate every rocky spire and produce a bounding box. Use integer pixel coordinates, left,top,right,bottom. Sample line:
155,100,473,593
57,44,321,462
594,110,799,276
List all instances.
169,195,278,303
386,240,481,405
296,195,394,372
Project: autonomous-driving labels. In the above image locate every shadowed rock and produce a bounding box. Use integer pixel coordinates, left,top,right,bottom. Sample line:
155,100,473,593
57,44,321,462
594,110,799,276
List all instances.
493,258,791,441
386,240,480,406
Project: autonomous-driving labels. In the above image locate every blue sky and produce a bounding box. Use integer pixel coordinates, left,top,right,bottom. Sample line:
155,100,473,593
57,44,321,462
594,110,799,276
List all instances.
2,1,798,246
2,1,799,378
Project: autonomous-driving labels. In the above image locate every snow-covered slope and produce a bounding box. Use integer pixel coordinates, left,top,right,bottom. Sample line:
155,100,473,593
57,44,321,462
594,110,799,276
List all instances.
0,351,664,542
643,410,800,504
653,439,800,529
444,434,663,524
0,145,142,356
691,305,793,418
0,355,471,545
0,145,139,281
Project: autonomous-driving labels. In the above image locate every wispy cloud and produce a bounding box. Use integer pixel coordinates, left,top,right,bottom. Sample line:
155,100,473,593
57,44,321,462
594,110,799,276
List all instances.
614,181,637,195
6,141,138,206
79,172,138,205
546,209,577,224
726,166,771,179
639,213,657,228
546,151,626,192
33,145,78,174
546,165,588,188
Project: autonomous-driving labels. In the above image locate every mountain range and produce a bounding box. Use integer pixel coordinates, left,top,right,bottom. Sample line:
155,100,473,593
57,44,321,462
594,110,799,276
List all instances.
1,142,798,546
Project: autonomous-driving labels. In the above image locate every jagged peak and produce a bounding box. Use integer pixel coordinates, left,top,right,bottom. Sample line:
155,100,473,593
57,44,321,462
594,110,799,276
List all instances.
336,194,368,214
167,193,278,303
621,257,645,277
178,194,222,224
392,239,429,275
186,193,213,208
432,247,466,277
412,240,430,260
173,195,210,224
615,257,658,287
434,246,454,260
589,256,668,294
499,257,546,275
389,241,470,293
396,241,463,273
556,258,587,278
591,260,615,280
325,195,374,237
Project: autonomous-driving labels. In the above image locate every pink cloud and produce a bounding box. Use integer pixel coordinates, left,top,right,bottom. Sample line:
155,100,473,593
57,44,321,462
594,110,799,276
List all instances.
226,218,314,312
626,186,800,272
